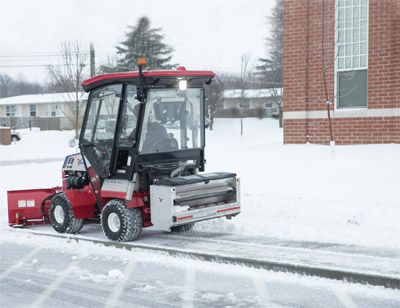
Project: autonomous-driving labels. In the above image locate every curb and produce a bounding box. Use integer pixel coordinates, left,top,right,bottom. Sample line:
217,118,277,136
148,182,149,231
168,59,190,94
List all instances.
10,228,400,290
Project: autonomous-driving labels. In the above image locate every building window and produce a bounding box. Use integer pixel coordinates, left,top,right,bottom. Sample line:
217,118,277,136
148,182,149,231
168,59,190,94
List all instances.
239,100,249,109
6,105,16,117
46,104,58,117
30,104,37,117
336,0,368,108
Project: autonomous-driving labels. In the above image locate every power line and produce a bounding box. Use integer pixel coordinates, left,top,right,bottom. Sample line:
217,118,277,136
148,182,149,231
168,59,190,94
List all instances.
0,51,114,58
0,54,78,58
0,64,69,68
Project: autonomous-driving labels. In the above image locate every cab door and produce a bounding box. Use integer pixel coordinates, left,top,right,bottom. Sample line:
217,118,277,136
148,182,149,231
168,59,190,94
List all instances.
111,84,142,179
80,84,122,179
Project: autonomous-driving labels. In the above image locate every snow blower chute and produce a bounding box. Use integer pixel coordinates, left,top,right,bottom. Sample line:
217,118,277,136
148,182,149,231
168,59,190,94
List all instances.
7,60,241,241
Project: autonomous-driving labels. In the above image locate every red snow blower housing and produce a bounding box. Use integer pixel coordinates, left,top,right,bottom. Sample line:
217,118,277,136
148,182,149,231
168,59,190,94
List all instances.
7,61,241,241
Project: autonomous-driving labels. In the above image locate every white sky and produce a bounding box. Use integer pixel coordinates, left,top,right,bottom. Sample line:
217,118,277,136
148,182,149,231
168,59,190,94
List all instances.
0,0,275,83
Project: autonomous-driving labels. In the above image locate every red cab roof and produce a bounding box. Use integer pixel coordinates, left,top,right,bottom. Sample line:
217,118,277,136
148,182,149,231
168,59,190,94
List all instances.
82,67,215,91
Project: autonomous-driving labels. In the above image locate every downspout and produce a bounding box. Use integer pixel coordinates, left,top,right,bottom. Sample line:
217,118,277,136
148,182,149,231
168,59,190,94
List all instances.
322,0,335,145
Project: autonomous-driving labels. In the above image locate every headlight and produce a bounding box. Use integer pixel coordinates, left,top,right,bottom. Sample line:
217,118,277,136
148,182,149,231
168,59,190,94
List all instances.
178,79,187,91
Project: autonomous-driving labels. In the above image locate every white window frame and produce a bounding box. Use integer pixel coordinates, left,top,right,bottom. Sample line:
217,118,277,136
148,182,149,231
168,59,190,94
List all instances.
29,104,37,117
334,0,369,110
5,105,18,117
46,103,59,117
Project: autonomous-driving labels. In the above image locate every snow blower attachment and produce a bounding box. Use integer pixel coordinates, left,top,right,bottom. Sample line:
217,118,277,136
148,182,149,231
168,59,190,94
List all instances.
7,61,241,241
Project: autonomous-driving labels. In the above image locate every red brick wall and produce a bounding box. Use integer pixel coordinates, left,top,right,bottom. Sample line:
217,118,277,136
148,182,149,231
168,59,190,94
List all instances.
285,117,400,144
283,0,400,144
368,0,400,109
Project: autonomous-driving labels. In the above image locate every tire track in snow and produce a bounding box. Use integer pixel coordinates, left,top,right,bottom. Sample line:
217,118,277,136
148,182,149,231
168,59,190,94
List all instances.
333,288,358,308
182,267,196,308
0,246,41,282
28,259,79,308
252,277,273,307
104,259,137,308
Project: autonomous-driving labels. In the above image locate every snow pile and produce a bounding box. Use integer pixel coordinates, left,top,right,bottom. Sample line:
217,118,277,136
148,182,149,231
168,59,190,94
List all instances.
1,119,399,249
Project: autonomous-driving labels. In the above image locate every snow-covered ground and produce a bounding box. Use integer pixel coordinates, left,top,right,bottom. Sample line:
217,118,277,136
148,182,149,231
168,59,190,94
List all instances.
0,128,76,162
2,232,399,308
1,119,399,249
202,119,400,249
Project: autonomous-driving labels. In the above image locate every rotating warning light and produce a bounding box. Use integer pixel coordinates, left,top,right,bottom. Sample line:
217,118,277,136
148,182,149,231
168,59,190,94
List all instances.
137,57,147,66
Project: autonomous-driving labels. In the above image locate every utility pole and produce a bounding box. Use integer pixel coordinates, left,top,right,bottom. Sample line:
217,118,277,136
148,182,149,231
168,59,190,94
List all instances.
240,56,247,136
90,43,95,77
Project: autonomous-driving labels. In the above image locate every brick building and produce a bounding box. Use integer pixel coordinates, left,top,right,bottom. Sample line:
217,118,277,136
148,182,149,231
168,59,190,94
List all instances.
283,0,399,144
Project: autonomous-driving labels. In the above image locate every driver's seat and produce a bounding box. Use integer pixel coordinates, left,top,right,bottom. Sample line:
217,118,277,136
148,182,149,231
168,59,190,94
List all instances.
142,122,178,153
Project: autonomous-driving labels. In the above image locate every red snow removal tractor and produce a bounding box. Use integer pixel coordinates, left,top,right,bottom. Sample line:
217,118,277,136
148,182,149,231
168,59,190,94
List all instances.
7,61,240,241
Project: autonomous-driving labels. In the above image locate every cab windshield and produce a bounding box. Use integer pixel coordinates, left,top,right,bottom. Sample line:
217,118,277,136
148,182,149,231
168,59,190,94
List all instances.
139,88,203,154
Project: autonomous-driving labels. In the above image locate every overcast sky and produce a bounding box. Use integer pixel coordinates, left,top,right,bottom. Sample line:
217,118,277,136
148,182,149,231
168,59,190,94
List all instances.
0,0,275,83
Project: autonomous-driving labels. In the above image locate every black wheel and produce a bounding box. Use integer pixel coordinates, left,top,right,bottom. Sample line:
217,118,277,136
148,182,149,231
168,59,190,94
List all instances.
101,199,142,242
49,193,84,234
11,135,19,142
171,223,194,233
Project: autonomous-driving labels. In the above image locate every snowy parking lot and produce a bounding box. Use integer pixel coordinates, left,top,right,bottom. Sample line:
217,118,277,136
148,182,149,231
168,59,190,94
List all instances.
1,118,400,306
2,232,400,308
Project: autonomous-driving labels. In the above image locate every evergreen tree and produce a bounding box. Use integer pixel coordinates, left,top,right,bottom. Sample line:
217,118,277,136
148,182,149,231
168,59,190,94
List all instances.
256,0,283,86
116,16,175,70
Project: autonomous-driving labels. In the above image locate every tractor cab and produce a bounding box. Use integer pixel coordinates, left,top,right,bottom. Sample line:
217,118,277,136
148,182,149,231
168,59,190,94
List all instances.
80,65,211,187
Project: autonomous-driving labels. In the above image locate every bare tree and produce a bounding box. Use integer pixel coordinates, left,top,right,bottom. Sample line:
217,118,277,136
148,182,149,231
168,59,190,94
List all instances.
48,41,88,139
268,87,283,127
205,77,225,131
0,73,12,98
239,55,256,135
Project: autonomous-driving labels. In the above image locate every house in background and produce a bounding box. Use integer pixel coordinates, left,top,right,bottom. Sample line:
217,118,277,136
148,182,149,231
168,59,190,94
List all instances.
217,88,282,118
0,92,87,130
283,0,399,144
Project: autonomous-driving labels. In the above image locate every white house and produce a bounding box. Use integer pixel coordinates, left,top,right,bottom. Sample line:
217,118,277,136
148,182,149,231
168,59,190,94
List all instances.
218,88,282,118
0,92,88,130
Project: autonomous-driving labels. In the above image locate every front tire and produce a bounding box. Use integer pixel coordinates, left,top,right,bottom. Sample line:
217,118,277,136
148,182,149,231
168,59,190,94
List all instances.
49,193,84,234
101,199,142,242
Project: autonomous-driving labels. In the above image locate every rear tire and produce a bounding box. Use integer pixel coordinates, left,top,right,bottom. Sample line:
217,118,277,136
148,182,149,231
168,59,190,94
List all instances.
49,193,84,234
101,199,142,242
171,223,194,233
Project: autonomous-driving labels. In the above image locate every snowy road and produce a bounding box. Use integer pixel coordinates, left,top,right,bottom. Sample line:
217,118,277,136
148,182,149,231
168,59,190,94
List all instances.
1,233,400,308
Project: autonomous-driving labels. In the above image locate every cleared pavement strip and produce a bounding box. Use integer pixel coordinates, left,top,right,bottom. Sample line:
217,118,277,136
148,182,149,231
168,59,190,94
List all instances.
7,228,400,290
